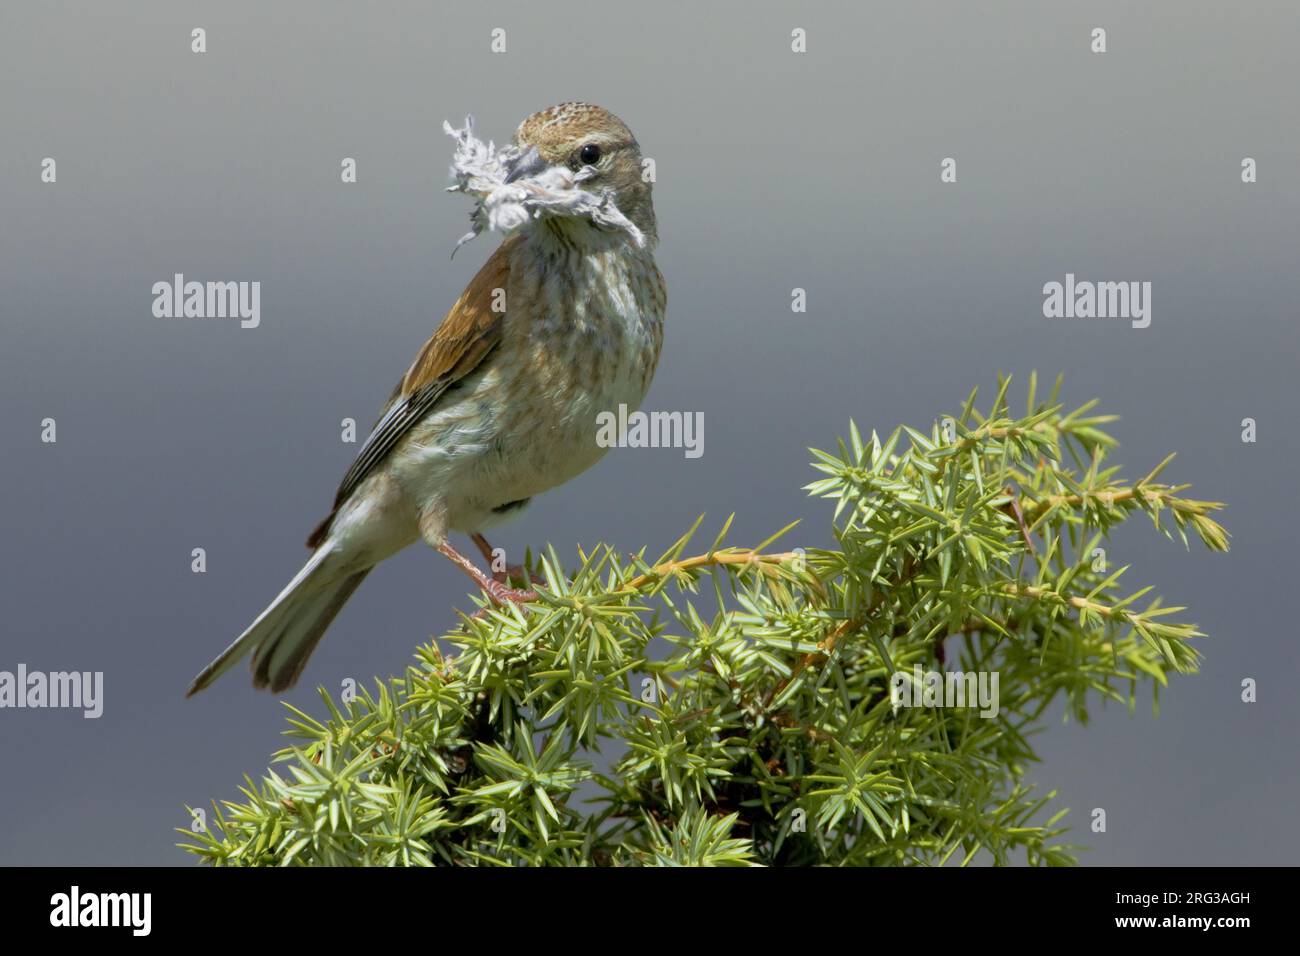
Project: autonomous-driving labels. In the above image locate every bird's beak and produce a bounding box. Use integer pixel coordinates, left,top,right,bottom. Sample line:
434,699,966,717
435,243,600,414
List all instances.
504,145,546,184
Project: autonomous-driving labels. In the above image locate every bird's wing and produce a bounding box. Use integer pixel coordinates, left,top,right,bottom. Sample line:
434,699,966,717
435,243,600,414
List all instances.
305,236,518,548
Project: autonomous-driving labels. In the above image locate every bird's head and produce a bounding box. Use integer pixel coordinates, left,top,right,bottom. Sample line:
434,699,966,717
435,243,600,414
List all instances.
507,102,656,245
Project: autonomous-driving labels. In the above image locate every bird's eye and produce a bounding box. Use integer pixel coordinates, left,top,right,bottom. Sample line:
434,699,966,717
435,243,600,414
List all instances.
579,143,602,166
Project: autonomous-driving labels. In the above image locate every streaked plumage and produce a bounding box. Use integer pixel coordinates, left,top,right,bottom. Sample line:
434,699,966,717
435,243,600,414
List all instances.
189,103,665,694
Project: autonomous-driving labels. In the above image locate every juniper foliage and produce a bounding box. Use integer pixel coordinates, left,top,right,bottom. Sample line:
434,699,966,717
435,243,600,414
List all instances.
181,375,1228,866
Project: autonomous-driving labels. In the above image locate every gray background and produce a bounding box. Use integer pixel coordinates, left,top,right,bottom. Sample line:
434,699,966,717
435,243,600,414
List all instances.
1,0,1296,865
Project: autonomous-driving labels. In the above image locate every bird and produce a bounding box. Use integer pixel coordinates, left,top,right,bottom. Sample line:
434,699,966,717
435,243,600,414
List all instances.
188,102,665,695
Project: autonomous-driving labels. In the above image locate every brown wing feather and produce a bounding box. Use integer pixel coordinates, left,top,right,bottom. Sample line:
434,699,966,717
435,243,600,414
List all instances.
305,236,518,548
398,236,518,396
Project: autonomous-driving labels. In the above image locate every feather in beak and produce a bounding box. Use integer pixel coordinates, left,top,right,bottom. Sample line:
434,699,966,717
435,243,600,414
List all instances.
444,117,645,257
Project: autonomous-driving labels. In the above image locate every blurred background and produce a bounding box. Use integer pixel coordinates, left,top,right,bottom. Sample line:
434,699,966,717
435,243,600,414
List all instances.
1,0,1297,864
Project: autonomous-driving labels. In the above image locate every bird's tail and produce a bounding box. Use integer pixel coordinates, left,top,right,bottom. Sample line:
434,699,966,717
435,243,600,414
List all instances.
186,547,370,696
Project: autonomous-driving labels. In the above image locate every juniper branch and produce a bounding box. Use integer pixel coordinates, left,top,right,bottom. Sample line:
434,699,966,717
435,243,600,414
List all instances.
181,375,1227,868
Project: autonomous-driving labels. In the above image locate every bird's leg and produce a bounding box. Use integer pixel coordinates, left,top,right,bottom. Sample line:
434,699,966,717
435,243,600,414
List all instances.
470,532,528,585
438,541,536,605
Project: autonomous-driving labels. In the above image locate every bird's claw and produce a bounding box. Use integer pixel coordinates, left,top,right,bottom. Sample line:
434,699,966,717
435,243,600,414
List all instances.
469,581,539,620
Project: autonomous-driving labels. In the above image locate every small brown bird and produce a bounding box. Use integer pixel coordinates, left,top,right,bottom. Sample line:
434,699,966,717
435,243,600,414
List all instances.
189,102,665,694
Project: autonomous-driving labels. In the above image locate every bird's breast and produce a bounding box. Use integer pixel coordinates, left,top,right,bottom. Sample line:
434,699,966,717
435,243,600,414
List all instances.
398,236,666,532
495,240,666,478
511,239,664,398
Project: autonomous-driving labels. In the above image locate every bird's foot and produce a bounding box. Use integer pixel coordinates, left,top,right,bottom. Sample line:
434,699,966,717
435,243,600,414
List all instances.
439,541,538,617
466,580,539,621
482,579,538,605
470,580,539,619
471,532,531,585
